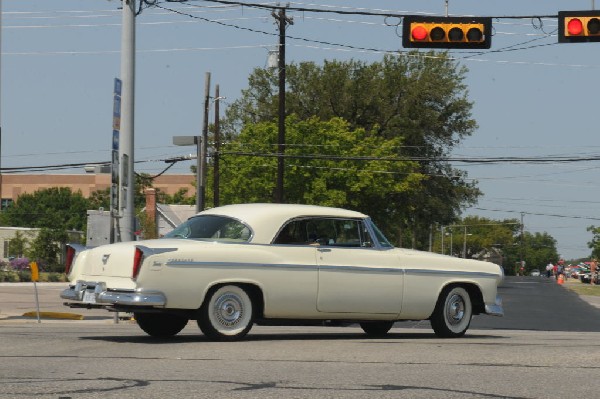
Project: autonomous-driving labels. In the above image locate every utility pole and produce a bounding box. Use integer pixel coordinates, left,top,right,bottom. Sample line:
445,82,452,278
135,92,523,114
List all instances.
0,0,3,213
198,72,211,213
462,225,468,258
118,0,136,241
520,212,525,275
272,7,293,203
213,84,220,208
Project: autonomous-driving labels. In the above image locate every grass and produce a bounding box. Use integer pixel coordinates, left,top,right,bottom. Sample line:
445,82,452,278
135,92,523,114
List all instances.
563,279,600,296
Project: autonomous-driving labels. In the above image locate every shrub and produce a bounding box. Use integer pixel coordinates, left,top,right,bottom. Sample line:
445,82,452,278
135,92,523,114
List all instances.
9,257,30,271
0,271,20,282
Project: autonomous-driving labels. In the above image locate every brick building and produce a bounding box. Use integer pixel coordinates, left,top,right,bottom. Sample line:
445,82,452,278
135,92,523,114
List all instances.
0,173,195,207
0,174,195,260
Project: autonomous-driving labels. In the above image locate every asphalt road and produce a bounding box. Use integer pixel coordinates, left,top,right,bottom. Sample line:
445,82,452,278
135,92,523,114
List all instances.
1,277,600,398
470,275,600,332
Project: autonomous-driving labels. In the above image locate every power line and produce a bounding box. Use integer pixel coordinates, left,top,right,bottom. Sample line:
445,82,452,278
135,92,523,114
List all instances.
180,0,559,20
472,207,600,222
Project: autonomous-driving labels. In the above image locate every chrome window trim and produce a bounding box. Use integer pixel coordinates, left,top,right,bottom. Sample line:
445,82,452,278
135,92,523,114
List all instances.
164,214,254,242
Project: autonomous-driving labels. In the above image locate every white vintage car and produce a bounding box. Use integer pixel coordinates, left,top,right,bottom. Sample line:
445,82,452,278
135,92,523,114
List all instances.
62,203,503,340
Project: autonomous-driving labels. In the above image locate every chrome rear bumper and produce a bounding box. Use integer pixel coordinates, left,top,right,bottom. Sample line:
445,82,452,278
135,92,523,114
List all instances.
61,281,166,308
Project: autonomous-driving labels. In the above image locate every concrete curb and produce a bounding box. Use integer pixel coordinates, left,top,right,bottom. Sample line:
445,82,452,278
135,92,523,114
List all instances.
21,311,84,320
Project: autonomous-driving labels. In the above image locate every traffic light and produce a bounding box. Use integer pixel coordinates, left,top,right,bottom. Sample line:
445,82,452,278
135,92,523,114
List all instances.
402,15,492,49
558,11,600,43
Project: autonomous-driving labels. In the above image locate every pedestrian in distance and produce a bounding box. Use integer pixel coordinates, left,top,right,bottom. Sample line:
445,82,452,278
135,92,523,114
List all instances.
546,262,553,278
590,258,597,286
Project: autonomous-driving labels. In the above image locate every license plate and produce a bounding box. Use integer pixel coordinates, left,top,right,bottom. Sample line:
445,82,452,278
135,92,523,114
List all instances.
82,291,96,303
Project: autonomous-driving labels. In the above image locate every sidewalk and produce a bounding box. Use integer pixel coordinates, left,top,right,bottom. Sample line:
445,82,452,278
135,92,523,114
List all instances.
0,282,116,322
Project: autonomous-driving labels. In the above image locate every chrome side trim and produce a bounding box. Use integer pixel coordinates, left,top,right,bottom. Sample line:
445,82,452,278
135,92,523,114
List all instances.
165,261,500,278
136,246,178,256
166,260,317,271
318,265,404,274
405,269,501,279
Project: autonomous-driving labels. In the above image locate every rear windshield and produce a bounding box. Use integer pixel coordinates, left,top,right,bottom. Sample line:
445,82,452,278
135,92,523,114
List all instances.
163,215,252,242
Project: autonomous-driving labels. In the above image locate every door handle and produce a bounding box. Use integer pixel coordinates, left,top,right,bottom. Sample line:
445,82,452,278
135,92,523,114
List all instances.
317,248,332,253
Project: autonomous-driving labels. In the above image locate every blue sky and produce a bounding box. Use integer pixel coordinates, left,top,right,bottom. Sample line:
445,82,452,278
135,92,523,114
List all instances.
2,0,600,261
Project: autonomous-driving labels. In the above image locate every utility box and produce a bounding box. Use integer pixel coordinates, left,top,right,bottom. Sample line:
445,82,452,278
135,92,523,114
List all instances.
86,210,111,247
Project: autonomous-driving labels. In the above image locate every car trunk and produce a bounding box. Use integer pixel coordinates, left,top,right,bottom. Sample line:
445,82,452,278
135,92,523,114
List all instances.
82,242,136,278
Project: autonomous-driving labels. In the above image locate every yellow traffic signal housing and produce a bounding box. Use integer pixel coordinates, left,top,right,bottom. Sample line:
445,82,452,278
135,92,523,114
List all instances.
402,16,492,49
558,11,600,43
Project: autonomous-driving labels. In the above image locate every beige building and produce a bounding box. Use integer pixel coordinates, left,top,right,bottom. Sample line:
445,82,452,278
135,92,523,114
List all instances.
0,173,195,206
0,227,39,260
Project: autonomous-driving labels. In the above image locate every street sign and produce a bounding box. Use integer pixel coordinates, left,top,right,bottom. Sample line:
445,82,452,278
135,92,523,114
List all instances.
173,136,199,146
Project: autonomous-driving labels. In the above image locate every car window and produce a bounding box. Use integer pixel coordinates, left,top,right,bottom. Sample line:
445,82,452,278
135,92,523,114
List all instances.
273,218,374,247
368,219,393,248
163,215,252,242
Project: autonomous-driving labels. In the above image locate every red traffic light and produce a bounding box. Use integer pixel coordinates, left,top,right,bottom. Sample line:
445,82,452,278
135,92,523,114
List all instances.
411,26,428,41
402,16,492,49
559,11,600,43
567,18,584,35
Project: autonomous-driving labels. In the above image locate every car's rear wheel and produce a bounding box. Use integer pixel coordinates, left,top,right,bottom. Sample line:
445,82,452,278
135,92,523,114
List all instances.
197,285,254,341
134,312,189,338
359,321,394,337
430,286,472,338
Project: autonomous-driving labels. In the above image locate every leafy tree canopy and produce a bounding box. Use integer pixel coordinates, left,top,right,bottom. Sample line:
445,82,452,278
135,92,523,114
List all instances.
0,187,89,231
586,225,600,259
215,116,424,234
222,52,480,248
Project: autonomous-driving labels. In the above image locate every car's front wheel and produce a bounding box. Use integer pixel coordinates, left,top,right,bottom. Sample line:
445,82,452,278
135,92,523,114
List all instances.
430,286,472,338
360,321,394,337
197,285,254,341
134,312,189,338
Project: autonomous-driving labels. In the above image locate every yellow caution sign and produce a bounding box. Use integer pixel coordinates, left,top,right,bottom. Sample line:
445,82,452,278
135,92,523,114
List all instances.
30,261,39,282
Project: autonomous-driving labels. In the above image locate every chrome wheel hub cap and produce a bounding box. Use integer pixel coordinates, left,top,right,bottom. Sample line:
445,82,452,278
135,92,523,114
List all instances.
214,293,243,328
446,294,465,325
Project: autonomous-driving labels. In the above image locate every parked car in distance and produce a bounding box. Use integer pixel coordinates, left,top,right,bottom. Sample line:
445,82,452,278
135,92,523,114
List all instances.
570,265,589,280
61,203,504,341
530,269,541,277
580,271,598,284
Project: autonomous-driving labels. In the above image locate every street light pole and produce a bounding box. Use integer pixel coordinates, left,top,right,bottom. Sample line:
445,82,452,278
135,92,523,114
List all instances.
118,0,136,241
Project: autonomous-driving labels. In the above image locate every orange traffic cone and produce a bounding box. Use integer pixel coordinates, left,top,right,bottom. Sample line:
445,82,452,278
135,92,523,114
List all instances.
557,274,564,285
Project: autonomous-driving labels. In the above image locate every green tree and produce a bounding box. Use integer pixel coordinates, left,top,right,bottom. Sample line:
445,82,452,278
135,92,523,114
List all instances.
587,225,600,258
521,231,559,273
217,116,424,238
0,187,89,231
433,216,519,258
224,53,480,249
88,187,110,211
7,231,29,258
157,188,194,205
27,228,68,272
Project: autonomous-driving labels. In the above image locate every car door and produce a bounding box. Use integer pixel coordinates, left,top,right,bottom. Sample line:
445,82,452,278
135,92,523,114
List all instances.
314,218,404,315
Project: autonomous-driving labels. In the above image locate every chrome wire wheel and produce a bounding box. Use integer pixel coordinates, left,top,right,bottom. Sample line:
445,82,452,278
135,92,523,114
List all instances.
212,292,246,329
431,286,472,338
445,293,466,326
198,285,254,341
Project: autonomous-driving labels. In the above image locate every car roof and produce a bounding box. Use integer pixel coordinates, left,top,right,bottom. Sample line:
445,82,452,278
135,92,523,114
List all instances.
198,203,368,244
